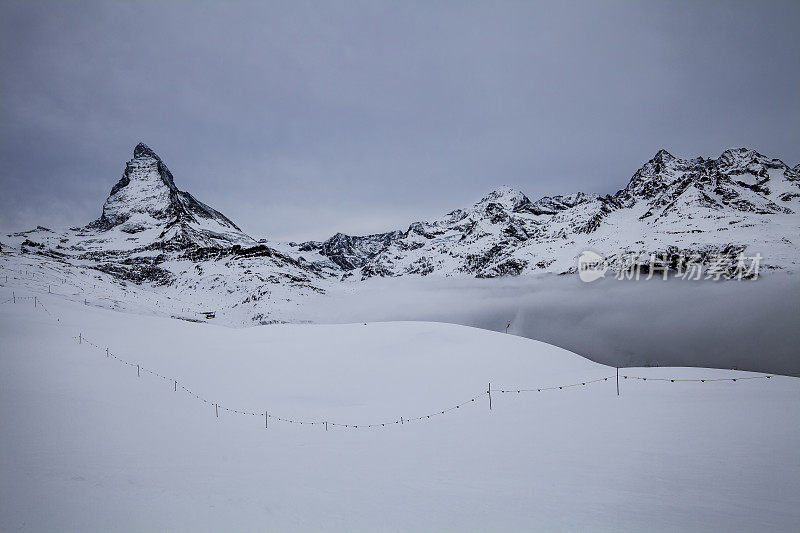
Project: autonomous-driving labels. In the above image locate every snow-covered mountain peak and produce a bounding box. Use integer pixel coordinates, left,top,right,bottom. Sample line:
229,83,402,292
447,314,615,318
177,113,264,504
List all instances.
133,141,161,160
100,143,177,225
652,148,676,165
90,143,255,249
716,147,785,176
476,186,530,207
621,149,694,201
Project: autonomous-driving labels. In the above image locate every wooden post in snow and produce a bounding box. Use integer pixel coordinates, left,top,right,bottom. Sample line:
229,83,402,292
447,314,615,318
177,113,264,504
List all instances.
174,380,177,392
216,403,219,418
137,364,140,377
488,382,492,410
78,332,81,344
266,411,268,428
616,367,619,396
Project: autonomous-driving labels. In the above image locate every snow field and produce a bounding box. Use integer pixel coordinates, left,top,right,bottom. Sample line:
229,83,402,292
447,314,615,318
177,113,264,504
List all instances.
1,288,798,531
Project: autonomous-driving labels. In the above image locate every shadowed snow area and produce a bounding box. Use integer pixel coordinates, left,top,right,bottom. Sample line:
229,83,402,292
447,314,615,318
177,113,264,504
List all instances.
0,290,798,531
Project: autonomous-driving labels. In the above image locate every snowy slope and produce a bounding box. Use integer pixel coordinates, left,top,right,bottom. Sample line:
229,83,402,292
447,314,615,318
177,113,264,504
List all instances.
1,290,798,531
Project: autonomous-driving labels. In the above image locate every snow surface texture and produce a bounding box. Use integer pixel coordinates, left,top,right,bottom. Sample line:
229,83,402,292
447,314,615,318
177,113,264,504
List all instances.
0,290,798,531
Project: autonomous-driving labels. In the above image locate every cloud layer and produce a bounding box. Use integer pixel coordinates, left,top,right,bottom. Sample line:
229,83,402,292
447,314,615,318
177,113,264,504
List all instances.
300,274,800,376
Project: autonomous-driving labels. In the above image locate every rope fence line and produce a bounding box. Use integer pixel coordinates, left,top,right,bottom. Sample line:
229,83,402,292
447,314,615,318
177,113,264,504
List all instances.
619,374,773,383
492,376,615,393
74,331,487,429
1,292,787,432
83,334,486,429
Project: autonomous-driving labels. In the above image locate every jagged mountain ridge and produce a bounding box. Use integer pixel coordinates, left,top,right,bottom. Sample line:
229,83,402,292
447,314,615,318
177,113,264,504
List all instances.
2,144,798,325
88,142,256,250
296,148,799,278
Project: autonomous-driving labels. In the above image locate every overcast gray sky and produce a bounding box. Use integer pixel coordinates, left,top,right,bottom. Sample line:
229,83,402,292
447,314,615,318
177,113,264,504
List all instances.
1,1,798,241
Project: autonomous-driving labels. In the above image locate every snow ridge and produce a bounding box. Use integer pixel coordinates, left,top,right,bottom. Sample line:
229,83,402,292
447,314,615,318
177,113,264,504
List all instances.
297,148,799,278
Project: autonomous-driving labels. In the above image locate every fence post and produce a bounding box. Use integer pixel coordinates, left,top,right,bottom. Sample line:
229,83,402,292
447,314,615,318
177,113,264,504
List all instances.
34,296,37,307
488,382,492,410
216,403,219,418
79,332,81,344
137,364,140,377
325,421,328,431
616,367,619,396
12,292,15,303
106,347,109,358
266,411,268,428
174,380,177,392
401,417,403,425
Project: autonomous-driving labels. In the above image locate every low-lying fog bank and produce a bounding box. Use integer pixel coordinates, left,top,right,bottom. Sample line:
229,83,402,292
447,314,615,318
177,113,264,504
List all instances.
300,272,800,376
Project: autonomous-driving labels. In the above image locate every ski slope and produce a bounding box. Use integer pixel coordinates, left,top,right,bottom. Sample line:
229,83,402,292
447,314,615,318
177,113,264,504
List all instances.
1,288,798,531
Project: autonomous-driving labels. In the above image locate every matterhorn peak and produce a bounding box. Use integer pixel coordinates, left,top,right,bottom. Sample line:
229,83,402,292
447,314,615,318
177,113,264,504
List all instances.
89,142,255,249
133,142,162,161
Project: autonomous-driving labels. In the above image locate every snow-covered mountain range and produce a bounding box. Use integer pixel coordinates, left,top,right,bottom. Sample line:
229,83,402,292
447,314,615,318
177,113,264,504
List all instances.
1,143,797,324
297,148,799,278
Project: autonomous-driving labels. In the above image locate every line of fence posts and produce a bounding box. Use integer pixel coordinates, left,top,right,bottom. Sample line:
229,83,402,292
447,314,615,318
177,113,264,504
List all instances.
16,293,789,434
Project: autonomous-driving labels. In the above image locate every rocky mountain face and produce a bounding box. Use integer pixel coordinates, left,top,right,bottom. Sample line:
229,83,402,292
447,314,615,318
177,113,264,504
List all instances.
89,143,256,250
299,231,403,270
297,148,799,278
2,143,327,325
